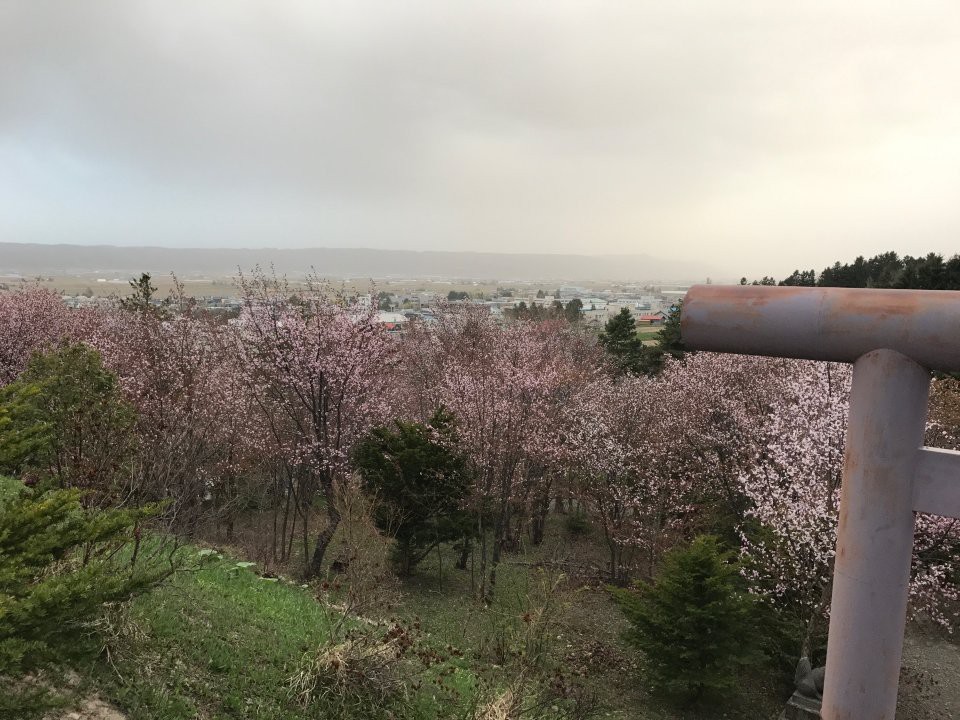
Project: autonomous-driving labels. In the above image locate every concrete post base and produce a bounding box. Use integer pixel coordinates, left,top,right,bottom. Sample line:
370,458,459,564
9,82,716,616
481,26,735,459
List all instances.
781,692,821,720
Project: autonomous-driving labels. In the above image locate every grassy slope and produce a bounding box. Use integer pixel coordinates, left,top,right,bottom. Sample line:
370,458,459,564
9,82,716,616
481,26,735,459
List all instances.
83,522,653,719
93,551,482,720
87,516,787,720
390,519,784,720
6,483,954,718
393,533,657,719
95,556,335,719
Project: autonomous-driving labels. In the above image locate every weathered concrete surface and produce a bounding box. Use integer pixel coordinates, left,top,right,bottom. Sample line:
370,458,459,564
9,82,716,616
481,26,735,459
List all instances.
682,284,960,372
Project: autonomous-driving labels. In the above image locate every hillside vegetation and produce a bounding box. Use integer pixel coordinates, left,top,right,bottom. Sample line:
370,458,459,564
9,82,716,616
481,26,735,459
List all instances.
1,272,959,719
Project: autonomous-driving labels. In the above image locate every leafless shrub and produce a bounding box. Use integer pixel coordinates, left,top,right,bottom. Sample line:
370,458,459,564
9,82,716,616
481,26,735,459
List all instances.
472,688,520,720
288,622,416,715
319,477,400,625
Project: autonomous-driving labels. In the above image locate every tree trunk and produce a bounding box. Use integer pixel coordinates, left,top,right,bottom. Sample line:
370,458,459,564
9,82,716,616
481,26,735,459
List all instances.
513,510,525,549
531,493,550,546
486,496,511,604
487,534,504,605
477,523,488,601
801,564,835,661
436,543,443,589
398,538,419,576
306,511,340,578
455,538,471,569
305,480,341,579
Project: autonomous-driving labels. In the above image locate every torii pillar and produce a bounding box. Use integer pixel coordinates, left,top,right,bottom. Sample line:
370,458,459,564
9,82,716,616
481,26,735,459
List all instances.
681,285,960,720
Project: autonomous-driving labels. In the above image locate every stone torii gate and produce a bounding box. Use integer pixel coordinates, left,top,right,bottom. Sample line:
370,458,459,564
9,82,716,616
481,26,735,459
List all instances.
681,284,960,720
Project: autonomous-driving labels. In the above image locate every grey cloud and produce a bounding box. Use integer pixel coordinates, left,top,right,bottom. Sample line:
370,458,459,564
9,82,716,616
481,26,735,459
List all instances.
1,1,959,277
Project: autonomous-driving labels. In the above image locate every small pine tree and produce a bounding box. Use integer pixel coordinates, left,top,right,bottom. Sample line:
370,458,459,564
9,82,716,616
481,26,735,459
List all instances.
654,300,685,363
564,298,583,323
598,307,645,375
0,345,171,714
636,301,686,375
352,409,471,575
0,481,170,713
610,536,761,705
119,272,170,317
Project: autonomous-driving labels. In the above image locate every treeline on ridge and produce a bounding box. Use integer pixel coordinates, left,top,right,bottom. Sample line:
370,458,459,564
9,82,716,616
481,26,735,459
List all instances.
745,250,960,290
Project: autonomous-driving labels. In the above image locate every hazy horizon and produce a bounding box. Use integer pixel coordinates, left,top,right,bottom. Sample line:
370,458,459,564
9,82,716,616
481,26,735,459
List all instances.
3,2,960,278
0,241,719,283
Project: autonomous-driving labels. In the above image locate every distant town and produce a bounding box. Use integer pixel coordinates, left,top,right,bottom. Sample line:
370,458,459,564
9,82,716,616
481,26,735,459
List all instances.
0,272,690,336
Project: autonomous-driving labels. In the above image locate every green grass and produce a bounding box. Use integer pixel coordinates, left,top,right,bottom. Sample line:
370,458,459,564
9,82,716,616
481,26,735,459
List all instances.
384,517,784,720
92,550,485,720
636,328,662,347
95,553,334,719
81,516,783,720
390,521,663,720
87,530,612,719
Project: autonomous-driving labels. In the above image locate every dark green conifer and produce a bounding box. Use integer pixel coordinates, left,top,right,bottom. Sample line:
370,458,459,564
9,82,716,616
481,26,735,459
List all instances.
610,536,761,705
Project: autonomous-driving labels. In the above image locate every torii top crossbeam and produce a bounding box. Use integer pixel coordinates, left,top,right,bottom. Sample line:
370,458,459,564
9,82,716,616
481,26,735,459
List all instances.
682,284,960,371
681,284,960,720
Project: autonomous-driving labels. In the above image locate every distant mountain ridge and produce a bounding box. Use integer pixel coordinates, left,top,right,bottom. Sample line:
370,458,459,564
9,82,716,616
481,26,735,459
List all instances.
0,242,712,283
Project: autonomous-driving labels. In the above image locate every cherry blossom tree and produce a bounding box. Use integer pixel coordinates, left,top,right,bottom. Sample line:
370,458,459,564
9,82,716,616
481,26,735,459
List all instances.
650,353,779,543
90,288,258,534
0,286,80,384
233,270,394,577
564,352,779,582
914,376,960,629
564,375,652,581
736,360,849,654
739,359,960,650
401,307,593,600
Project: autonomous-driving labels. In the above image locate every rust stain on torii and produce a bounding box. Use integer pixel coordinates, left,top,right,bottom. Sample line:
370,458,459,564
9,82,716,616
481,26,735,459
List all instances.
681,284,960,720
682,285,960,370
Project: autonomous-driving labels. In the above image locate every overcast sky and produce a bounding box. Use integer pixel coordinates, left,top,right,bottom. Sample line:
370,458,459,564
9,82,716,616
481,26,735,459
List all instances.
2,1,959,277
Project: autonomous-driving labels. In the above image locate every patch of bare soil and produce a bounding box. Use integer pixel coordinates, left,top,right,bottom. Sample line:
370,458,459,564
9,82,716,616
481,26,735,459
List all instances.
53,697,126,720
899,627,960,720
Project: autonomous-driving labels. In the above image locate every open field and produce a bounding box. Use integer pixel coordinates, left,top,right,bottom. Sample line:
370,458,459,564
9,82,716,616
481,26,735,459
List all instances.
636,328,662,346
0,274,505,300
0,274,642,301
